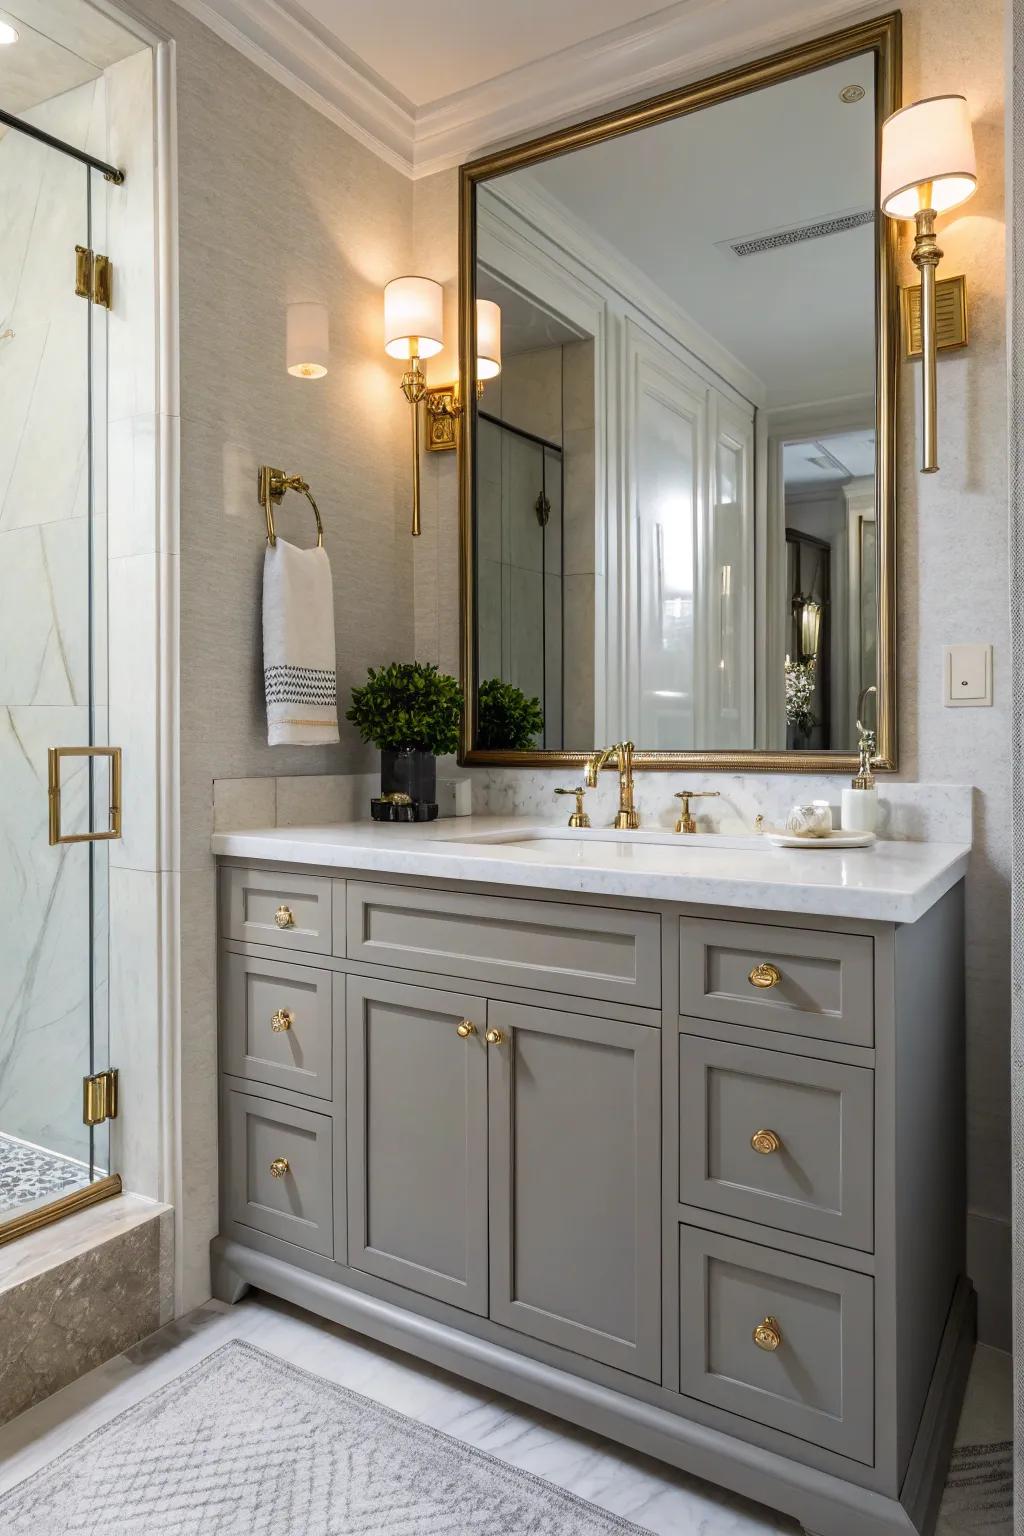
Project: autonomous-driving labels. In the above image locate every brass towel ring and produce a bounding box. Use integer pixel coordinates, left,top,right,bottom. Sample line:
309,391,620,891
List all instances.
259,464,324,548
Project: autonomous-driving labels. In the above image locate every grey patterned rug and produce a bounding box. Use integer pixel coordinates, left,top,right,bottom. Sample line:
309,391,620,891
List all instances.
0,1341,655,1534
939,1441,1014,1534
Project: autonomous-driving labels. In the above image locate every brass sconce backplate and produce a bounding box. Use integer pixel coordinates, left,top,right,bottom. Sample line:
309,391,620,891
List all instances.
425,385,460,452
901,273,968,360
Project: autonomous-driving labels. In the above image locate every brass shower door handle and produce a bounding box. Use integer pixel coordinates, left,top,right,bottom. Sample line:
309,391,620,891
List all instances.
48,746,122,845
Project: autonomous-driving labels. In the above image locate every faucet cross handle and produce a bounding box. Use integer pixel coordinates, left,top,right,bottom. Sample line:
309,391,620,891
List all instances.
674,789,721,835
555,786,590,829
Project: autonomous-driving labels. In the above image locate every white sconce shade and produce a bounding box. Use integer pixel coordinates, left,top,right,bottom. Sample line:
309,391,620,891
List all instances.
0,20,19,43
384,276,444,360
286,302,329,378
880,95,976,219
476,299,502,380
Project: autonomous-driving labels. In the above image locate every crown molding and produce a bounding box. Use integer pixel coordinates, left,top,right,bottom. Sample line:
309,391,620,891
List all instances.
174,0,888,179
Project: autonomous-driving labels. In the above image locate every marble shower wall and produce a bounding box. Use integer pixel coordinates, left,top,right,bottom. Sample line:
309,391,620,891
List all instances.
0,80,109,1166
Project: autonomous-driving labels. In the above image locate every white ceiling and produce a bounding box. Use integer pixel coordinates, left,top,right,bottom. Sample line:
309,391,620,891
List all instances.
295,0,676,107
784,429,876,486
174,0,871,176
509,53,876,409
0,0,143,116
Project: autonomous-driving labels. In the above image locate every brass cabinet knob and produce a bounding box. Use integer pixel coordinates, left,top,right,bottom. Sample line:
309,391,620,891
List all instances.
274,905,295,929
485,1028,505,1047
271,1008,294,1033
269,1157,290,1179
753,1316,783,1352
456,1019,477,1039
748,961,782,989
751,1128,782,1155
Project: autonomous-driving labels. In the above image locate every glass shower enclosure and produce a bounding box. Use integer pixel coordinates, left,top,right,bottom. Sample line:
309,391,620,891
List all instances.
0,112,117,1235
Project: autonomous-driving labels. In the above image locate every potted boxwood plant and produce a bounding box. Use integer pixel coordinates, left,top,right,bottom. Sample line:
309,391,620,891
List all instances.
477,678,544,750
346,661,462,805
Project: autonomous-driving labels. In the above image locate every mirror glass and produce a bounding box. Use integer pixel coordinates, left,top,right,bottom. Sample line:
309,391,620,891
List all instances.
470,50,883,756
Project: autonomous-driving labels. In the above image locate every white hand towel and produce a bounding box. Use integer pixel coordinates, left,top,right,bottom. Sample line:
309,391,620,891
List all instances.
263,537,340,746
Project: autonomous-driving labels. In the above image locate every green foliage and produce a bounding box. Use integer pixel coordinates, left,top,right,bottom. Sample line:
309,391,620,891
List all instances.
346,662,462,755
477,678,544,750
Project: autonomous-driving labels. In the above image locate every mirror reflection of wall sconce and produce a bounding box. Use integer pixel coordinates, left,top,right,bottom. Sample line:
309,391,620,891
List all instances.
795,597,823,662
383,276,444,536
880,94,976,473
424,299,503,453
286,302,329,379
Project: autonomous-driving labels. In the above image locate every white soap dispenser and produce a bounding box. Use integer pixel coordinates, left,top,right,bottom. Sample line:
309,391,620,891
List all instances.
842,720,879,834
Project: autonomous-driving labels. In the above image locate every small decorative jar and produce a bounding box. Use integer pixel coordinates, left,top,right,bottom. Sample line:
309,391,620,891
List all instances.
785,800,833,838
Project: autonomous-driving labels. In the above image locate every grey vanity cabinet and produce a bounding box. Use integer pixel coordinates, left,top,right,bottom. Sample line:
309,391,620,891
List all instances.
345,979,662,1375
216,866,969,1536
487,1000,662,1380
346,975,490,1314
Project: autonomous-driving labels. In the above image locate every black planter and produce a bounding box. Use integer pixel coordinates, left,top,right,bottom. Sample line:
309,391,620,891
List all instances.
380,747,436,805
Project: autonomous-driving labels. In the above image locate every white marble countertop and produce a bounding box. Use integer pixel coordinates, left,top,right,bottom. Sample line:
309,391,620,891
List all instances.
212,817,971,923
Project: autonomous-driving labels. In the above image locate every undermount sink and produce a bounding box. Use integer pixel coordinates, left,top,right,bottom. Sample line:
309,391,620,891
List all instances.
441,826,766,852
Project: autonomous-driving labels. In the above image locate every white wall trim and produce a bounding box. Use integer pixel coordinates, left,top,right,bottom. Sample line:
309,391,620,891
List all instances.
169,0,891,178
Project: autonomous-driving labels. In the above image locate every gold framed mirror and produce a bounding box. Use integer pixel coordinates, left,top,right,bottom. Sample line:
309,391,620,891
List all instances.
457,13,900,772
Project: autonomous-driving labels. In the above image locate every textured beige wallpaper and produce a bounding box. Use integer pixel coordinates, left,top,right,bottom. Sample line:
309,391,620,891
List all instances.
129,0,416,1308
412,0,1013,1344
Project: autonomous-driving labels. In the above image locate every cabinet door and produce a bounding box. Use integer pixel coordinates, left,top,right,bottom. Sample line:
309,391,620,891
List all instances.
487,1001,661,1379
346,976,488,1314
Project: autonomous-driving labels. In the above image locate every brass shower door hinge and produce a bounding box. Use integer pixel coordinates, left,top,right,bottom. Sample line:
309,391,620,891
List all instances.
75,245,113,309
83,1069,119,1126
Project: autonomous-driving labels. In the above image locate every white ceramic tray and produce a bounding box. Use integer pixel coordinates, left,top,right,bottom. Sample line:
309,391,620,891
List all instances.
766,830,876,850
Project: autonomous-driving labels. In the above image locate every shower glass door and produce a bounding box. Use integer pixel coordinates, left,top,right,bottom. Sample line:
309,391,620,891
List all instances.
0,128,112,1230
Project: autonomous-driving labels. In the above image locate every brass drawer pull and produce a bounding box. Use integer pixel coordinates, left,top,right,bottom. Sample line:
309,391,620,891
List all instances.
275,905,296,929
269,1157,290,1179
485,1028,505,1047
751,1128,782,1155
753,1316,782,1352
271,1009,294,1032
456,1019,477,1039
748,962,782,989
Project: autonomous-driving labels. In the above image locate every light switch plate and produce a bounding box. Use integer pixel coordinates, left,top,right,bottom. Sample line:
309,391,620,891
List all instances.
943,643,993,706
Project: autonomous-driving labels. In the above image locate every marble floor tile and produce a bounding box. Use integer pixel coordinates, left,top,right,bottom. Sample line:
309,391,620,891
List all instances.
0,1293,1010,1534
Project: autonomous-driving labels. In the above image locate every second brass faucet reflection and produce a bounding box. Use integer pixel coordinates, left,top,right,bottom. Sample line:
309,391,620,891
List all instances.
586,742,639,830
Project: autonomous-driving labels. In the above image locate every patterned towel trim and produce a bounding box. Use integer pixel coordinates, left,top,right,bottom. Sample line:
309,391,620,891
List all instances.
265,663,337,708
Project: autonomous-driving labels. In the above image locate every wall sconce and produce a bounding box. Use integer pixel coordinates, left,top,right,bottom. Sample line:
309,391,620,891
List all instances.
384,276,444,536
880,94,976,473
286,302,329,378
796,597,823,662
424,299,503,453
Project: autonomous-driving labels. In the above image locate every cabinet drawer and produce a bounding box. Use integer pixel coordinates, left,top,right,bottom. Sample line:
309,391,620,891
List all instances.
679,918,873,1046
678,1036,873,1249
679,1225,874,1463
224,1088,333,1256
346,882,661,1008
221,952,333,1100
221,867,333,955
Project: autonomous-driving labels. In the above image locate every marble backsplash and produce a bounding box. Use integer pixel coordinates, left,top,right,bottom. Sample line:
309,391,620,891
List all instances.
213,767,973,845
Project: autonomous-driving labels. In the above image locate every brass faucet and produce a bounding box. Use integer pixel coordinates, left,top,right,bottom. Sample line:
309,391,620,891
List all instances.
586,741,639,829
674,789,720,834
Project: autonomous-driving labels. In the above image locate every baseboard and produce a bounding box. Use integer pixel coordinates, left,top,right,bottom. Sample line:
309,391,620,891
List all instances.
966,1210,1011,1350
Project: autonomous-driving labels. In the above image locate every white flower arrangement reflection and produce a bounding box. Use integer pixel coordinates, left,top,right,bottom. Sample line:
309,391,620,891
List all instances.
785,657,817,737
